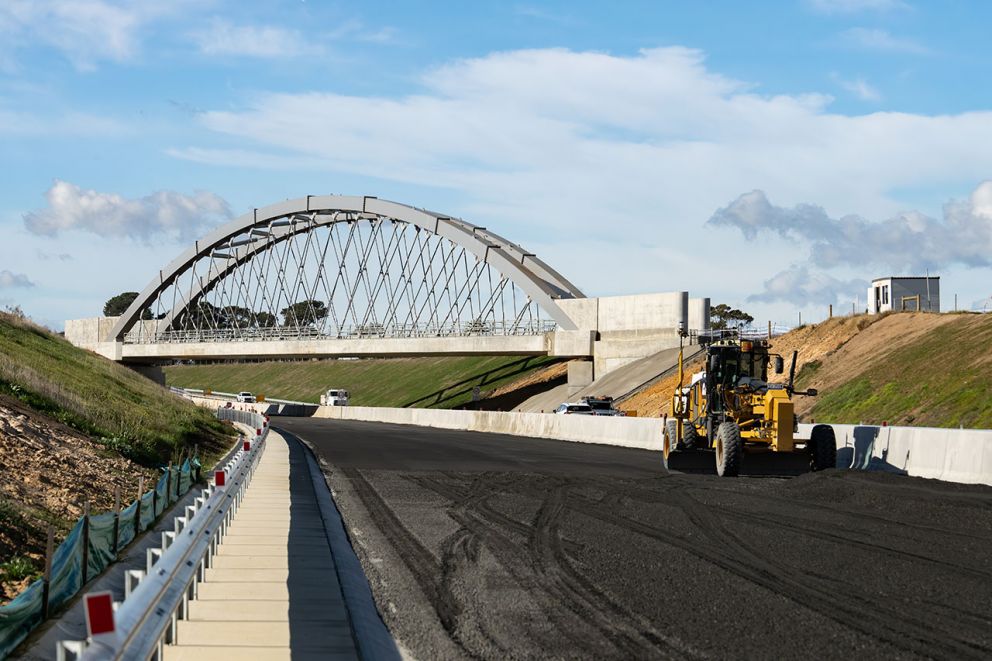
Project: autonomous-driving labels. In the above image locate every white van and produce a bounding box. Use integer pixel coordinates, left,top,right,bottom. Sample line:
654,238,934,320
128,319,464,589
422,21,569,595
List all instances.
320,389,350,406
236,391,256,403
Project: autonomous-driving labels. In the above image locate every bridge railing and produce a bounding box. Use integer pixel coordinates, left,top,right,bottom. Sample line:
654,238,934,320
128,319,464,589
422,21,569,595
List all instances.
125,320,558,344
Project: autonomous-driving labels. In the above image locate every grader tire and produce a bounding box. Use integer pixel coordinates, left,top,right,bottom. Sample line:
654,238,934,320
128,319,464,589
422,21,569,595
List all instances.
682,423,699,450
664,420,678,466
809,424,837,471
715,421,742,477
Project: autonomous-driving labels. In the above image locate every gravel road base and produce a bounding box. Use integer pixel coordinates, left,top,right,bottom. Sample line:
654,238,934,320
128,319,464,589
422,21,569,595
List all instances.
277,418,992,660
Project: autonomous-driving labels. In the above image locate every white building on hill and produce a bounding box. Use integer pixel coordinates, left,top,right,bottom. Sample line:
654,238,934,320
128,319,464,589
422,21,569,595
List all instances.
869,276,940,314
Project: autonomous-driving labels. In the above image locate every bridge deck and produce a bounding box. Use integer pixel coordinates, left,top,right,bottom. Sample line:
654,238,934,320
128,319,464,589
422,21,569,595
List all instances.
164,432,358,660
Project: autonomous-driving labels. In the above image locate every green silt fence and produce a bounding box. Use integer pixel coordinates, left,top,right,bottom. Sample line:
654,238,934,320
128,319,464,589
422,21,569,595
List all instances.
0,457,202,659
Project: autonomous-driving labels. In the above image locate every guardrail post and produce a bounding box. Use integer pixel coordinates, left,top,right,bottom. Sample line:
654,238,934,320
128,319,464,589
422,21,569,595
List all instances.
112,486,121,556
81,501,90,586
42,525,54,619
135,477,144,537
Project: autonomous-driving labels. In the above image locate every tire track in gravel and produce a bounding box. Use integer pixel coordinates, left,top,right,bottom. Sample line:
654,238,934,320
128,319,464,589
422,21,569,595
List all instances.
584,476,992,582
571,487,990,659
341,468,470,653
409,473,703,659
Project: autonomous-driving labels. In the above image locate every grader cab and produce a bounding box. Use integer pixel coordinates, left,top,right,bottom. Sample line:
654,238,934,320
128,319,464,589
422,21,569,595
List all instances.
663,330,837,477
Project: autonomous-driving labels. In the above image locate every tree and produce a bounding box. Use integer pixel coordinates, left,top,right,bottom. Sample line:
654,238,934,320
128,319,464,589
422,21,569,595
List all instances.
711,303,754,330
103,291,151,319
255,311,278,328
281,300,328,327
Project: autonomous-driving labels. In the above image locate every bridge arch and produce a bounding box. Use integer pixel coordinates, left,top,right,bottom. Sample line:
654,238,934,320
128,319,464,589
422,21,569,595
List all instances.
111,195,584,343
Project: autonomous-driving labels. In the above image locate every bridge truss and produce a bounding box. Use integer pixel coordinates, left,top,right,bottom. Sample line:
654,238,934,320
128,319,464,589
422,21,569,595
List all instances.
113,196,584,344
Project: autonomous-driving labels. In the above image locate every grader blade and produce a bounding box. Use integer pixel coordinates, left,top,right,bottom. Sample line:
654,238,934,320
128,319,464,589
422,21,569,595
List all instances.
664,448,813,476
737,450,812,477
663,449,718,474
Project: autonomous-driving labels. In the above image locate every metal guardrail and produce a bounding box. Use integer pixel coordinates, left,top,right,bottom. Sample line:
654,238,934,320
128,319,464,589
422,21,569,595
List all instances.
56,409,270,660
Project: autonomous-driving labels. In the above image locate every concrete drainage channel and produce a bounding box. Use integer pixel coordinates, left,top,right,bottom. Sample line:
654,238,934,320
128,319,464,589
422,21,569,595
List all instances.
53,408,398,661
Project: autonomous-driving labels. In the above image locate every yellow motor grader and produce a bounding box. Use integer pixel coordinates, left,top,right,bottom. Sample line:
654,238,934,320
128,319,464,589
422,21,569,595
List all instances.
663,329,836,477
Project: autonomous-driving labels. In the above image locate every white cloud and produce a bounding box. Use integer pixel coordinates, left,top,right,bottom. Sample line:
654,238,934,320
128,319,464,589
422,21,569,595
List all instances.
189,20,316,58
840,27,929,54
749,266,867,306
807,0,909,13
708,181,992,273
23,180,232,240
0,270,34,288
832,74,881,101
166,46,992,308
0,0,187,70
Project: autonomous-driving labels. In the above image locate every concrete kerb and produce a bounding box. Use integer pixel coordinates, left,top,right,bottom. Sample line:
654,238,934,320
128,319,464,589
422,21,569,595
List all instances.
278,428,402,661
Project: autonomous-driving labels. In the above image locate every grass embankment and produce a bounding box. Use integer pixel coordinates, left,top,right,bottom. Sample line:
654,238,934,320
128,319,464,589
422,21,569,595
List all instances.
797,313,992,428
164,355,562,409
0,312,230,464
0,311,233,600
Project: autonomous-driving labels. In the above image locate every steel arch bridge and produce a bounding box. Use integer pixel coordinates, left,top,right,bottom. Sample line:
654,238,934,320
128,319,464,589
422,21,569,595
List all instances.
111,195,585,347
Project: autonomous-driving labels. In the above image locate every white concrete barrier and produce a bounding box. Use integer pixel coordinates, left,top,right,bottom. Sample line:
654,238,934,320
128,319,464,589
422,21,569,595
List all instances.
315,405,666,451
800,423,992,486
178,390,992,486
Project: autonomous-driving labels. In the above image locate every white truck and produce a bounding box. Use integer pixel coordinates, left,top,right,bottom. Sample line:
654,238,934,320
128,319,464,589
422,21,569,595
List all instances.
320,389,350,406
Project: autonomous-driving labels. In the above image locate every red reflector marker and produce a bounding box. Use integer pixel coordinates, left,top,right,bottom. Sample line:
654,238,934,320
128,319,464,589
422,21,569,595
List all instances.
84,591,115,637
243,440,251,451
256,428,262,436
215,470,226,487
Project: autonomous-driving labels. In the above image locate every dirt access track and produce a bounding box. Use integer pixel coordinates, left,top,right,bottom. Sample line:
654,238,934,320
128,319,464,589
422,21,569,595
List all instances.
277,417,992,660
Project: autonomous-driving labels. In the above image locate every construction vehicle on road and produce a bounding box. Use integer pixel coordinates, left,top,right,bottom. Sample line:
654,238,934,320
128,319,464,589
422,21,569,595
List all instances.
663,327,836,476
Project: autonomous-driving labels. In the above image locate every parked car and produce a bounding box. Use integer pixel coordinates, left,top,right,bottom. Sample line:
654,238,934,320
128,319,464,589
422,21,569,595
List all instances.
320,389,350,406
553,402,594,415
236,391,256,403
582,396,623,416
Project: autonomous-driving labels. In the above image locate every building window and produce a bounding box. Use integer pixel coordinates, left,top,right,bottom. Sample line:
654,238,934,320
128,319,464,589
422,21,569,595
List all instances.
882,285,889,305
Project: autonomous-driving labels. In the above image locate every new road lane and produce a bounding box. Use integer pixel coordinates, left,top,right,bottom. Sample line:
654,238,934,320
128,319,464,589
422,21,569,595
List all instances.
276,416,992,661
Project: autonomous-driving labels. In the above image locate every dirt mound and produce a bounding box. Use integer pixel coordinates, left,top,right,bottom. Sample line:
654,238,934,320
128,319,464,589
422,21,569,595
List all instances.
618,357,705,418
0,395,156,603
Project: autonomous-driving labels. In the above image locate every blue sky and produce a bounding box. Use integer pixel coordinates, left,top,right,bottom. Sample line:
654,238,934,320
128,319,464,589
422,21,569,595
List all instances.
2,0,991,330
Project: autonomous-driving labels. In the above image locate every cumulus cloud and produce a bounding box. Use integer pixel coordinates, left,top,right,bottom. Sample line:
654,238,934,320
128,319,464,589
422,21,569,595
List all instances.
840,27,929,54
748,266,868,306
23,180,232,240
709,181,992,273
0,270,34,288
189,20,317,58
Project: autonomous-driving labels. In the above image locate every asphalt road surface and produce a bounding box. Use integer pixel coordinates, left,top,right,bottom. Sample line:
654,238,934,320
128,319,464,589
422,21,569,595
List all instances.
275,417,992,660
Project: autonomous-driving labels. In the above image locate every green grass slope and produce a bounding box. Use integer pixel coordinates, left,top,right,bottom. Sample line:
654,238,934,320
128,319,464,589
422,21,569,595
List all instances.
164,355,561,409
800,313,992,429
0,312,230,464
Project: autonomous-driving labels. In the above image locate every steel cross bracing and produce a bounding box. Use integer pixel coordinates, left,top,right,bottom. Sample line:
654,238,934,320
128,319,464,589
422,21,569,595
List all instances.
125,213,557,344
